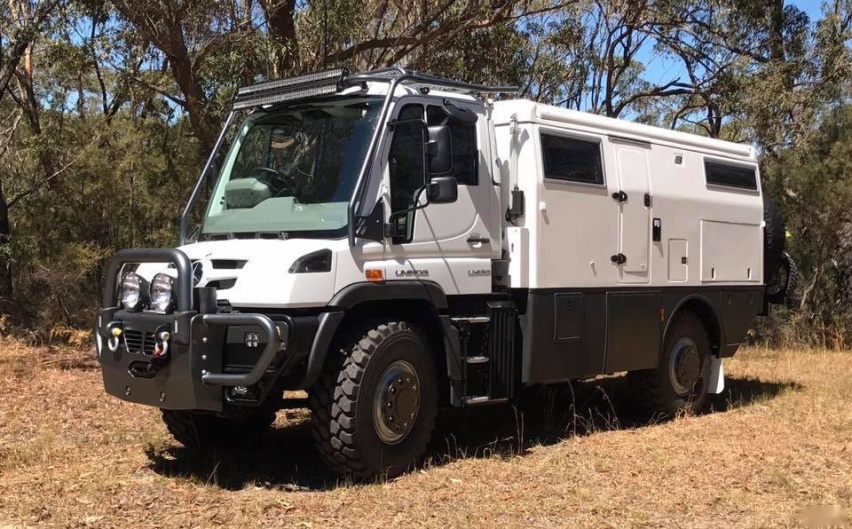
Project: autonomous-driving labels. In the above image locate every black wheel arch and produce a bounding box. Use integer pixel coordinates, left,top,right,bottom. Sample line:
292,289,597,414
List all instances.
299,281,457,392
664,295,723,358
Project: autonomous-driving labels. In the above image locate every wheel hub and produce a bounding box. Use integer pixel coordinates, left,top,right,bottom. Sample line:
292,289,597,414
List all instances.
373,360,421,444
669,337,701,396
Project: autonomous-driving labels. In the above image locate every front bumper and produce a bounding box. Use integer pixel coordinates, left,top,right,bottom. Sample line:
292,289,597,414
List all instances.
96,308,291,412
95,248,311,413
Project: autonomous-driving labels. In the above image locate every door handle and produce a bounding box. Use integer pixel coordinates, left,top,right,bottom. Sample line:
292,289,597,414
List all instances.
467,237,490,245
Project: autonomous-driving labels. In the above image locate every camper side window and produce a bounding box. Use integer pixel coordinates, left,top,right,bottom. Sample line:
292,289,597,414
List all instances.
541,133,604,185
704,160,757,190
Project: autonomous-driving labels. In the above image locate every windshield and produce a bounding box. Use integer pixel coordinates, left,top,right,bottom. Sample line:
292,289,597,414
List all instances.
202,97,382,238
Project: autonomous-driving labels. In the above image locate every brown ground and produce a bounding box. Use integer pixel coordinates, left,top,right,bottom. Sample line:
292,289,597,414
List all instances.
0,341,850,528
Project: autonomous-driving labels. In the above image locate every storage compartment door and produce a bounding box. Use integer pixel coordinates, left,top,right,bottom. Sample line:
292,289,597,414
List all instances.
614,144,652,284
605,291,662,372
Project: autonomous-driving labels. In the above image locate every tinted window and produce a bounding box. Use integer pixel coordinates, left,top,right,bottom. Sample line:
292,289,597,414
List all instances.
704,160,757,190
388,104,426,242
427,105,477,185
541,134,604,185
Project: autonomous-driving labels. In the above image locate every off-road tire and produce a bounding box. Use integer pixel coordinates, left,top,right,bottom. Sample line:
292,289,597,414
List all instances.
763,193,785,279
308,321,438,480
766,251,800,308
161,404,278,449
628,311,712,418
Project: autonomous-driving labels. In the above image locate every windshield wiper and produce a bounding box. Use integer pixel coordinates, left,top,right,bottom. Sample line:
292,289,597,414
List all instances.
200,231,289,241
253,231,289,240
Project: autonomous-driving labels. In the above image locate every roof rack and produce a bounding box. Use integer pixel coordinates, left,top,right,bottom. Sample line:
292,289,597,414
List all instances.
231,67,519,110
343,67,519,96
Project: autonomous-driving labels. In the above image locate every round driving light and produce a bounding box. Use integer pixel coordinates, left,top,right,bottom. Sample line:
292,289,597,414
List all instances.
149,273,176,313
120,272,146,311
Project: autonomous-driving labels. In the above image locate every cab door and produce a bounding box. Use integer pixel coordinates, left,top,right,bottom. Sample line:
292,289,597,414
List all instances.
381,98,497,295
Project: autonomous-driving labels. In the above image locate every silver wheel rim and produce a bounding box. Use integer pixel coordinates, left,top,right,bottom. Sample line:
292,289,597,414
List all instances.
372,360,421,445
669,337,701,396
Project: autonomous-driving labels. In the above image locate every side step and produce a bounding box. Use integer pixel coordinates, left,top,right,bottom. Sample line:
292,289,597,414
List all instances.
452,316,490,324
466,355,489,365
465,396,508,406
452,300,517,407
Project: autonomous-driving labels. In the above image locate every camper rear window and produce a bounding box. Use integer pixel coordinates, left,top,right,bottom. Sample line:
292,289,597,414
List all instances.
704,160,757,190
541,134,604,185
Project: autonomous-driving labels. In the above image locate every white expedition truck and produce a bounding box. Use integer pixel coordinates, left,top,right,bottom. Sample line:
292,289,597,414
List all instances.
95,68,789,479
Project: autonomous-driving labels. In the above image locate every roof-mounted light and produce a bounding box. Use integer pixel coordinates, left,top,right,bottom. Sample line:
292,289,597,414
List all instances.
232,68,349,110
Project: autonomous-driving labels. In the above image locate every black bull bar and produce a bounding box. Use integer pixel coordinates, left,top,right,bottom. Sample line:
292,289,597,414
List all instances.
96,249,286,411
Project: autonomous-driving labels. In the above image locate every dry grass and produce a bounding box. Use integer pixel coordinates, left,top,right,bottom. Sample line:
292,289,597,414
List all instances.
1,340,851,528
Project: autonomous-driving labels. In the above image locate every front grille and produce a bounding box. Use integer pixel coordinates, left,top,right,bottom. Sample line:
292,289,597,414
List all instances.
123,330,156,355
210,260,246,270
207,278,237,290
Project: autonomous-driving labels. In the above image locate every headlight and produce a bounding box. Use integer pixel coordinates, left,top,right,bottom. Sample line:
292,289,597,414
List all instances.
120,272,147,311
149,273,176,313
289,249,332,273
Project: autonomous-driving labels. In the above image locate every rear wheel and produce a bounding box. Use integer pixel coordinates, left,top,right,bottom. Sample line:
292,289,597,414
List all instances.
628,311,712,417
161,403,278,449
308,321,438,480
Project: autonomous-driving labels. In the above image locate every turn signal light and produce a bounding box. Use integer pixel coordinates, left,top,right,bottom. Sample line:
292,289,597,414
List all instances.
365,269,384,282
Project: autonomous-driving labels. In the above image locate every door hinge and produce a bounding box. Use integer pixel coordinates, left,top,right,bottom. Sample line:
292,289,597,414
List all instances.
611,253,627,265
611,191,628,202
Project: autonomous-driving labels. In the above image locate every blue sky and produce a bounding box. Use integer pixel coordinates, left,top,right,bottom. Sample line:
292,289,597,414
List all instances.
639,0,828,89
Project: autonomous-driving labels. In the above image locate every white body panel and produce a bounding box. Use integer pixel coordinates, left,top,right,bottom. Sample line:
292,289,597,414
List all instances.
492,100,763,291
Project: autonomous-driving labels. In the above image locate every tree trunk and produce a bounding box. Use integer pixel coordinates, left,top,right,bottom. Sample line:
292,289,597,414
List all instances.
0,183,13,298
260,0,298,76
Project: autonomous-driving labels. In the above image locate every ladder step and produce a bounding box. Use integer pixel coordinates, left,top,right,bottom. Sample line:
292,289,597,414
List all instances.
465,396,509,406
466,355,489,364
451,316,490,324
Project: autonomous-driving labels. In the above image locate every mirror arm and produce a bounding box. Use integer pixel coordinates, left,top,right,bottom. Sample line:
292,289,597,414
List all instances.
388,186,430,221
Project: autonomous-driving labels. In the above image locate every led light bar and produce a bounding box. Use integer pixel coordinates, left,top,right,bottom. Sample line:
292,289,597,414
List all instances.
232,68,349,110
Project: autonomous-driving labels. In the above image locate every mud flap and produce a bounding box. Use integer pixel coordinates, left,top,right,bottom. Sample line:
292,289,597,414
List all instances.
708,356,725,395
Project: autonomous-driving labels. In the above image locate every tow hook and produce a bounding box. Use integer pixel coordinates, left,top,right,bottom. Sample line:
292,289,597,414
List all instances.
106,322,123,352
151,326,172,364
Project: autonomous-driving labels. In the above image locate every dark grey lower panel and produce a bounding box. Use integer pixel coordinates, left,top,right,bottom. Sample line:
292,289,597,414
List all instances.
517,285,764,385
606,291,662,373
519,290,607,384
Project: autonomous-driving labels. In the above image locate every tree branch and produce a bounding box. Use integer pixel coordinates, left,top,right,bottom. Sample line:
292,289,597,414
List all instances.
7,133,103,209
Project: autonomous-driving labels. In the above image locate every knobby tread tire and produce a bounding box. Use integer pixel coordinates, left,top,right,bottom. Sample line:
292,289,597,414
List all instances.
308,320,438,480
766,251,800,308
628,310,712,418
763,193,785,279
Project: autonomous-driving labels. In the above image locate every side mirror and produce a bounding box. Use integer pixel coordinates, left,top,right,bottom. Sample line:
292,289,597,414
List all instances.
427,176,458,204
442,99,478,125
427,125,453,174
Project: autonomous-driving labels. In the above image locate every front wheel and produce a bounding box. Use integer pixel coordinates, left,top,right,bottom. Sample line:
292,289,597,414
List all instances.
308,321,438,480
628,311,712,417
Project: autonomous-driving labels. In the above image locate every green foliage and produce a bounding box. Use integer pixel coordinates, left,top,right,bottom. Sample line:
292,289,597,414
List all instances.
762,105,852,327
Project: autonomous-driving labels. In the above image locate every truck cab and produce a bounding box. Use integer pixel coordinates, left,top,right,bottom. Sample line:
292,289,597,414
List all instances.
95,68,787,480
